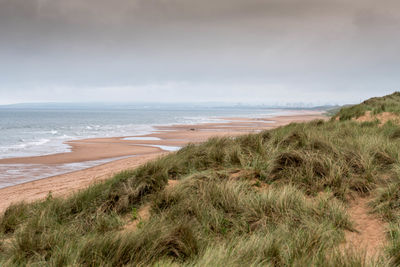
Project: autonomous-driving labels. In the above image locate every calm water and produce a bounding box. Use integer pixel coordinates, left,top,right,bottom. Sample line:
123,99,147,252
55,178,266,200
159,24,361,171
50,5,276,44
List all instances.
0,105,286,159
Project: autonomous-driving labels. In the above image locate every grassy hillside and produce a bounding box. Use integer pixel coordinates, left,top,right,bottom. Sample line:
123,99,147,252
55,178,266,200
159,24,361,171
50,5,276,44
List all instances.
2,94,400,266
334,92,400,121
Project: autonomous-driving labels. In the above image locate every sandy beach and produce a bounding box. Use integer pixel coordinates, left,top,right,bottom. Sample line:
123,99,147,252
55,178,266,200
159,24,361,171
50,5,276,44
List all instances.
0,111,325,213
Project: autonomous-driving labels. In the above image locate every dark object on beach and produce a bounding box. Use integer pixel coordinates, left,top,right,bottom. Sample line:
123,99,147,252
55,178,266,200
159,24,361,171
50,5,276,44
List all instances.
189,128,196,131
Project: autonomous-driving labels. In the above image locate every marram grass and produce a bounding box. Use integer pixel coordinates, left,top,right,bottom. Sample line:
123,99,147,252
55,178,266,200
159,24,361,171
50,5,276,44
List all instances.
2,94,400,265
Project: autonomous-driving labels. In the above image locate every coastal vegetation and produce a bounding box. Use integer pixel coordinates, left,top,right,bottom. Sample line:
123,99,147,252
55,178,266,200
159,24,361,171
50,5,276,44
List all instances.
334,92,400,121
1,93,400,266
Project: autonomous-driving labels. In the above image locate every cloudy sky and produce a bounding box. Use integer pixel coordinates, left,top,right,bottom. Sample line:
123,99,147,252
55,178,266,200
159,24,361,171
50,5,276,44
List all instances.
0,0,399,105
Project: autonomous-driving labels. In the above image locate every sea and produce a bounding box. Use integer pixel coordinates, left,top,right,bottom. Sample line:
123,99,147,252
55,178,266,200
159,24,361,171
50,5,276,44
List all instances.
0,104,288,188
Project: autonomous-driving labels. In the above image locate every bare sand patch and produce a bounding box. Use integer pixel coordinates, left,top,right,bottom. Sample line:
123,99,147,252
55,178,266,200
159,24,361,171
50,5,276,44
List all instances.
122,179,181,232
123,203,152,232
342,197,387,260
356,111,400,125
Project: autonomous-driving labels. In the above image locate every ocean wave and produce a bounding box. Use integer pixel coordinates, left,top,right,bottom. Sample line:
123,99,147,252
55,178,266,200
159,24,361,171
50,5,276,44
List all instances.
0,124,155,158
1,138,50,151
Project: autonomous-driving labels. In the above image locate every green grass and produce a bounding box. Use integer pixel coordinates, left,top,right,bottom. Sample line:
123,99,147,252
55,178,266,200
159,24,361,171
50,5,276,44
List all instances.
2,93,400,265
334,91,400,120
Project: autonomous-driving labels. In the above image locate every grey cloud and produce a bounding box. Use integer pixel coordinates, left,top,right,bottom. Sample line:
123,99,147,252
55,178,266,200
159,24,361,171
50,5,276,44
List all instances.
0,0,399,104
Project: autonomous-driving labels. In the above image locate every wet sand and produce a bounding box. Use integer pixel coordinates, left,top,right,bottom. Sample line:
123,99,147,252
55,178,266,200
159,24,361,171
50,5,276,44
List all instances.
0,111,325,212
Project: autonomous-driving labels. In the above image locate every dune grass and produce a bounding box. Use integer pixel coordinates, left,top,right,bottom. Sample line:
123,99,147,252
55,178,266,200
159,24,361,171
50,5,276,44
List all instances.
2,95,400,265
334,91,400,121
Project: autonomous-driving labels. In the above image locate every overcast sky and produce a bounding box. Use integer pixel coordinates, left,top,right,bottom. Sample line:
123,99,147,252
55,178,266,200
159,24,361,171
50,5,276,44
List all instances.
0,0,399,105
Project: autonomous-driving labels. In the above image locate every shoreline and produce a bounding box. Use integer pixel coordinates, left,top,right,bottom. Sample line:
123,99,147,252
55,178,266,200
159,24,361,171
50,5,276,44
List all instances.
0,110,319,165
0,111,326,212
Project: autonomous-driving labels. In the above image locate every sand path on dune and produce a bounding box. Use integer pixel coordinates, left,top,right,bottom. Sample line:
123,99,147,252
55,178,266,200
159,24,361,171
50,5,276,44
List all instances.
343,197,387,259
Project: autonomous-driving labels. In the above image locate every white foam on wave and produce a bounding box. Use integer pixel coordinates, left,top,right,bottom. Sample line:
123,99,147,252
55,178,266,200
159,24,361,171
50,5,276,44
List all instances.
0,124,156,159
0,138,71,159
33,138,51,146
1,138,50,150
